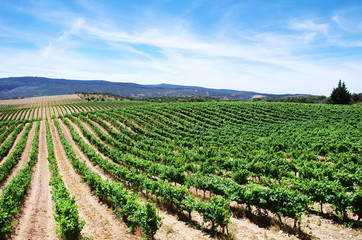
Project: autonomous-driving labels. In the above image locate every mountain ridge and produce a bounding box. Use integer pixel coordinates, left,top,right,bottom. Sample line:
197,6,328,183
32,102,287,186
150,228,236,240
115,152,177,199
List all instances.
0,76,309,100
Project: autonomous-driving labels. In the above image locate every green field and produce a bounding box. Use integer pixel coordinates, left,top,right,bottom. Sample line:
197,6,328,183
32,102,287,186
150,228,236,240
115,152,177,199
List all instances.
0,100,361,239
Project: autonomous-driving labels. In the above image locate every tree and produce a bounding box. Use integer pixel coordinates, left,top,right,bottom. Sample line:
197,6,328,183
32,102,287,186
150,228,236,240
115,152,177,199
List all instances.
330,80,352,104
352,93,362,104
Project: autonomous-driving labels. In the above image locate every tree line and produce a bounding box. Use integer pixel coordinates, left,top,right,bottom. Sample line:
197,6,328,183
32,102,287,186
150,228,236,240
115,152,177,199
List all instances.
255,80,361,104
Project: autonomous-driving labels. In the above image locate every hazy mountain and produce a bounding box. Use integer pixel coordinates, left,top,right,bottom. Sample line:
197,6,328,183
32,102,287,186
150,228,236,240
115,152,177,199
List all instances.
0,77,308,100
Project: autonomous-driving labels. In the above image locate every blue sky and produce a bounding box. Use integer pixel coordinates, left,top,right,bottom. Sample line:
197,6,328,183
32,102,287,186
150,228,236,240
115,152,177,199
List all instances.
0,0,361,95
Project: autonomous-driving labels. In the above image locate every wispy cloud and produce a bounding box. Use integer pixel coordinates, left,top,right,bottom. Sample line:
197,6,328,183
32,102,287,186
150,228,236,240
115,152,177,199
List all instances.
288,19,329,34
42,18,85,58
0,1,361,95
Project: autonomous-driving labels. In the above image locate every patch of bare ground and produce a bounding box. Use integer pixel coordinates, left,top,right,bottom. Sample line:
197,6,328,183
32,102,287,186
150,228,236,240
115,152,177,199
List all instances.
229,216,298,240
0,94,82,107
0,123,28,167
12,120,57,240
298,214,361,240
133,189,211,240
0,122,35,195
47,107,53,119
155,210,211,240
228,201,362,240
42,106,46,120
49,119,133,240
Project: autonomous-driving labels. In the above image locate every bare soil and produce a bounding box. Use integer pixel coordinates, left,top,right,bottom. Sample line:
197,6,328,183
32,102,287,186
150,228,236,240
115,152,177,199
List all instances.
42,106,46,120
49,119,134,240
0,94,82,108
46,107,52,119
12,120,57,239
154,210,211,240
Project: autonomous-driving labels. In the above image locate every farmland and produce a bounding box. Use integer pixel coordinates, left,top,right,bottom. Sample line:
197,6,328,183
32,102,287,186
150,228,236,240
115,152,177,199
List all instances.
0,96,361,240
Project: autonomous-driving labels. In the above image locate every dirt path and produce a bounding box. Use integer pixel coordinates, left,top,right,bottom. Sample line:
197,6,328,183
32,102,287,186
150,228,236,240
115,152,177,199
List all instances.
12,120,57,239
42,106,46,120
49,119,133,240
46,107,52,119
0,122,35,195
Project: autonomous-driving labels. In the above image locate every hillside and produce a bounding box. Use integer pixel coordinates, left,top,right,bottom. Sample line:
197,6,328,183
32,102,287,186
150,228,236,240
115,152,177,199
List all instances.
0,100,360,239
0,77,307,100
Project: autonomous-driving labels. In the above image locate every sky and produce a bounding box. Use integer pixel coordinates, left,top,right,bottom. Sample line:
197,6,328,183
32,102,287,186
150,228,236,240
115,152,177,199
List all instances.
0,0,361,95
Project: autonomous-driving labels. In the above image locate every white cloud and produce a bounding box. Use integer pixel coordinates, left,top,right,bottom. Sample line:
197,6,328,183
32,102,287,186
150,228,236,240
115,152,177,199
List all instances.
288,19,329,35
1,2,362,95
42,18,85,58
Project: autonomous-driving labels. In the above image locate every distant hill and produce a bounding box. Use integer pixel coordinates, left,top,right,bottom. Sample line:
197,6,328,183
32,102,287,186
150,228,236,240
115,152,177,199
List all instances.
0,76,308,100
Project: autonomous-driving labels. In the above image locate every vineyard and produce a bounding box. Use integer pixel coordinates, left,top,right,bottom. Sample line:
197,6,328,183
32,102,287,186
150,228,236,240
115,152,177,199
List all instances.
0,94,142,121
0,98,361,239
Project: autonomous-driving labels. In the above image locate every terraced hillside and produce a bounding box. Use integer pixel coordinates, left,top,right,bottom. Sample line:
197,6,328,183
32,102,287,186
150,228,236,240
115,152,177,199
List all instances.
0,100,361,239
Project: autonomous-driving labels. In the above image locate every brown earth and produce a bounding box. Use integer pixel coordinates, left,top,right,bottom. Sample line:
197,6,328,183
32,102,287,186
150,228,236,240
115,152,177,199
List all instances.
12,120,57,239
0,94,82,107
49,119,134,240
